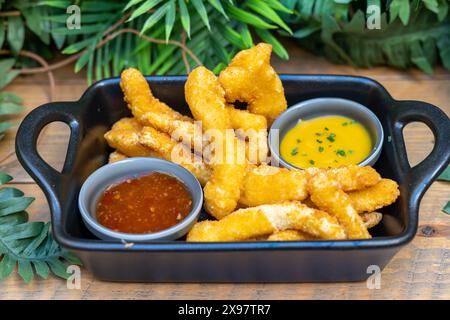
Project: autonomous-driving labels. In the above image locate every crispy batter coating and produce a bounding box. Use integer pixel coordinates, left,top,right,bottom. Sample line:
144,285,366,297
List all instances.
227,107,268,164
187,201,346,241
308,171,371,239
120,68,186,121
203,161,246,219
185,67,246,219
361,211,383,229
185,66,232,131
108,151,127,163
226,107,267,131
140,126,211,186
111,117,142,131
348,179,400,213
120,68,198,149
267,230,316,241
219,43,287,124
139,110,203,151
104,118,162,158
239,164,308,207
306,165,381,191
266,215,381,239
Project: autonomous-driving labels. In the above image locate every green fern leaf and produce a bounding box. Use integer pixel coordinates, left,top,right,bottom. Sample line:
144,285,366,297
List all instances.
192,0,211,30
128,0,163,22
0,173,82,283
178,0,191,37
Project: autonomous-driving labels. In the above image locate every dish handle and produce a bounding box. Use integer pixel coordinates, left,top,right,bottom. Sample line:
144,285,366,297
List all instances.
15,102,82,201
390,100,450,196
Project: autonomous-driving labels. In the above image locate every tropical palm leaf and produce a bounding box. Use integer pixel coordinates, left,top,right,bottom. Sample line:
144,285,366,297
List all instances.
0,173,82,283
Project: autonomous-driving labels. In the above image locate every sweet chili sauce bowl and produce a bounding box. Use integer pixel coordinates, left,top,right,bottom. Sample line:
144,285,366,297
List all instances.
268,97,384,170
78,157,203,242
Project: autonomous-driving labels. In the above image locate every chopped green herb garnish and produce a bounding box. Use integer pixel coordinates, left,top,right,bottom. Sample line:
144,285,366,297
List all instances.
336,149,346,157
296,138,301,143
334,160,338,163
327,133,336,142
318,146,324,153
309,160,315,165
342,122,348,126
316,139,322,143
291,148,299,156
324,127,329,131
348,150,353,154
301,153,307,157
315,133,322,136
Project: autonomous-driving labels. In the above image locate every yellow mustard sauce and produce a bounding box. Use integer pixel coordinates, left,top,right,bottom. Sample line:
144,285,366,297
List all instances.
280,115,373,169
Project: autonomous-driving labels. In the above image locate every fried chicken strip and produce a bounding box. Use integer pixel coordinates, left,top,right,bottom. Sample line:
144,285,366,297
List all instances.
219,43,287,124
120,68,187,121
308,171,371,239
266,211,382,241
306,165,381,192
120,68,199,149
361,211,383,229
140,126,211,186
185,66,246,219
348,179,400,213
239,164,308,207
187,202,346,241
104,118,163,158
227,107,268,163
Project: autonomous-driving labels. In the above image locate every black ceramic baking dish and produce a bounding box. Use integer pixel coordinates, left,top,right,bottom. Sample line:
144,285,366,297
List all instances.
15,75,450,282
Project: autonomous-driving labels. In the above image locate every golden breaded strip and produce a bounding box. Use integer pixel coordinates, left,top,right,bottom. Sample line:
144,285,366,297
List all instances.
226,107,267,131
187,202,345,241
239,164,308,207
108,151,127,163
120,68,186,121
267,212,381,240
185,67,246,219
185,66,232,131
306,165,381,192
348,179,400,213
308,171,371,239
104,128,162,158
120,68,199,150
140,126,211,186
203,161,246,219
301,196,383,227
267,230,316,241
361,212,383,229
227,107,269,164
111,117,142,131
219,43,287,124
139,111,204,151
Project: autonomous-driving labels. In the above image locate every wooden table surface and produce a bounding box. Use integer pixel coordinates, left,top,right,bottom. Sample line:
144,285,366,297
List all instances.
1,42,449,300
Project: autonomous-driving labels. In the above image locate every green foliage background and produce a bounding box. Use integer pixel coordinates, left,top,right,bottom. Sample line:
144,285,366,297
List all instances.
0,0,448,88
0,173,82,283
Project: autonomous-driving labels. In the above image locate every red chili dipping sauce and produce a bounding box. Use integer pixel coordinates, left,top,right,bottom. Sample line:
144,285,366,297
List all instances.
96,172,192,234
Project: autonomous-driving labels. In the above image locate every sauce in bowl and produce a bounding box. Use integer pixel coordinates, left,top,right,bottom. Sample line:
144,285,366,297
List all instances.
96,172,193,234
280,115,373,169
